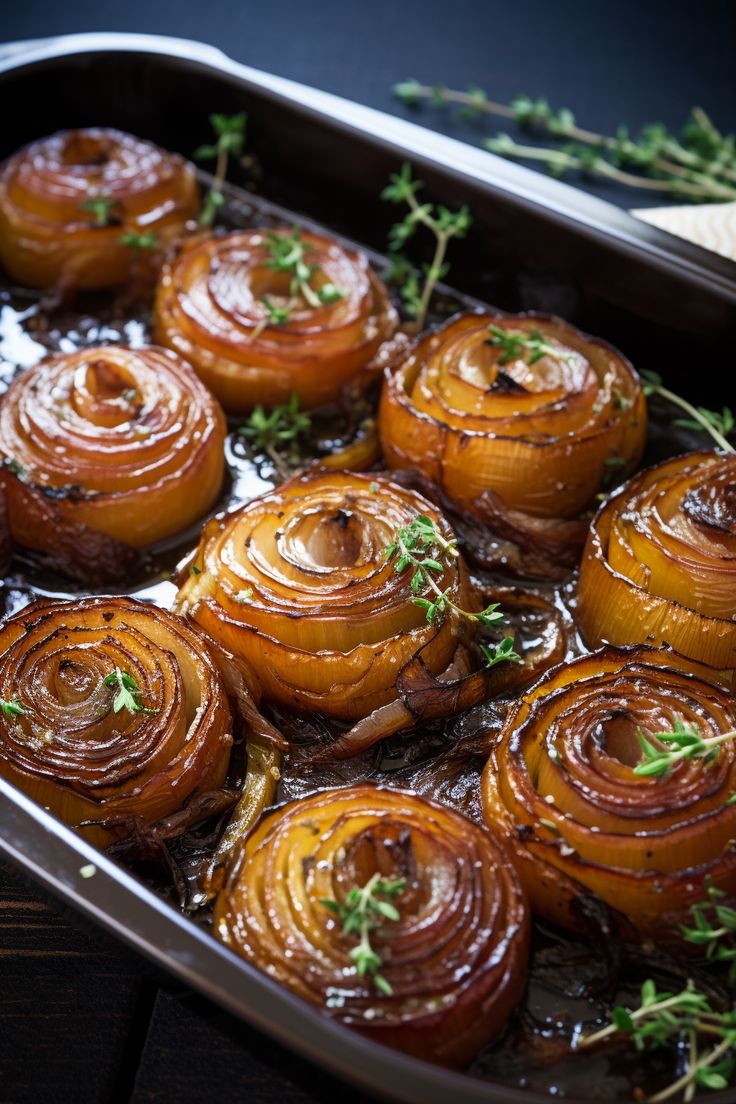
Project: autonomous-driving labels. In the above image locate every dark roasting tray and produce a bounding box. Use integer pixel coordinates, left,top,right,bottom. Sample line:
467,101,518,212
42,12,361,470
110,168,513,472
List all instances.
0,32,735,1104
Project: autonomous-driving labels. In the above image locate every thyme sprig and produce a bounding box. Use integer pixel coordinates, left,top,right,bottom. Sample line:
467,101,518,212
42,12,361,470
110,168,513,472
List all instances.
394,82,736,203
263,227,344,314
580,980,736,1102
194,112,247,227
118,230,159,252
634,717,736,778
486,323,569,367
0,698,25,718
384,515,521,668
103,668,157,716
683,879,736,985
239,392,311,478
320,873,405,996
381,163,471,330
79,196,119,227
642,372,735,453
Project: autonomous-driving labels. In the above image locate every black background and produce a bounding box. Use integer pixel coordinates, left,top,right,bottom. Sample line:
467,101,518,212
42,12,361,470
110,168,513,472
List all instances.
0,3,735,1103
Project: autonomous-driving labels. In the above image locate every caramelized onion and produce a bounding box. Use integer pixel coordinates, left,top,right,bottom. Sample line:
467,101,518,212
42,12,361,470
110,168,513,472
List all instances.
154,228,397,413
577,450,736,688
0,128,198,289
214,784,529,1065
176,470,475,720
328,587,567,759
0,345,226,565
0,597,233,846
379,311,646,518
482,645,736,941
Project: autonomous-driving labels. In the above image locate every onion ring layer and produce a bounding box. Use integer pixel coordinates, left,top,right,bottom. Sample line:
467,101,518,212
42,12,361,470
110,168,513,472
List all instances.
0,128,198,289
577,450,736,687
154,228,397,412
482,645,736,940
176,470,475,720
0,344,226,551
214,784,529,1066
379,311,646,518
0,597,233,846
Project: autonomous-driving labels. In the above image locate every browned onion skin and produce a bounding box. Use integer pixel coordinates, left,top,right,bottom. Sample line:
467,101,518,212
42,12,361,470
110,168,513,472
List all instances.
379,311,646,519
214,784,529,1066
0,598,234,847
177,470,476,721
0,345,226,555
154,228,398,413
577,450,736,688
0,128,198,289
482,645,736,941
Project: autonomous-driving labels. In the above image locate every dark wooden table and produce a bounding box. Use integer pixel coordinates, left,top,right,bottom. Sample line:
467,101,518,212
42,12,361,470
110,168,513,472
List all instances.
1,1,735,1101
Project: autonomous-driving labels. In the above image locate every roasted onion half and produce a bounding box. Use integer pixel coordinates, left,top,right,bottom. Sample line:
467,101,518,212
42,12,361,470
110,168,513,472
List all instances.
154,228,397,413
0,345,226,575
379,311,646,518
577,450,736,688
0,597,234,847
0,128,198,289
176,470,475,721
482,645,736,941
214,784,529,1066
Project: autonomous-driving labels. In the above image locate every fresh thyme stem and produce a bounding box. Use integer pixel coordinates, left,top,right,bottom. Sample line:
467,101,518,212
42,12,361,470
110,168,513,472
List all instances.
642,371,735,453
394,82,736,201
483,139,736,200
381,163,471,330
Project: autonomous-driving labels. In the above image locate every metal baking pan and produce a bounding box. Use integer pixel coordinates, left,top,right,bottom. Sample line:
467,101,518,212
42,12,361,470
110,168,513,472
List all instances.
0,32,735,1104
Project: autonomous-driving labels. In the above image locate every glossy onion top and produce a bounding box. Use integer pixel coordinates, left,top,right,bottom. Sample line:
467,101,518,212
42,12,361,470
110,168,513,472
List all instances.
379,312,646,518
482,646,736,940
0,128,198,289
0,597,233,846
577,450,736,688
177,470,474,719
154,228,397,413
0,344,226,550
214,784,529,1066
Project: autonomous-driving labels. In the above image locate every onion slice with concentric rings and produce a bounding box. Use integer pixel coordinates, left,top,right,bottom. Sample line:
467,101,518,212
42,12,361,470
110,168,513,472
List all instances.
0,128,198,289
379,311,646,520
577,449,736,687
154,227,397,413
482,645,736,941
0,344,226,579
214,783,529,1066
176,470,478,723
0,597,235,847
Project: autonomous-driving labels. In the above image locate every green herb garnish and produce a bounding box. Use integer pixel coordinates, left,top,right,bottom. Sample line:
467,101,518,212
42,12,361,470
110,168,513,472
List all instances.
239,392,311,478
79,196,119,227
0,698,25,718
642,371,734,453
381,162,471,329
486,323,569,366
394,82,736,203
263,227,345,313
118,230,159,252
320,873,405,996
384,514,521,669
683,879,736,985
581,979,736,1102
103,668,157,716
194,112,247,227
633,717,736,778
